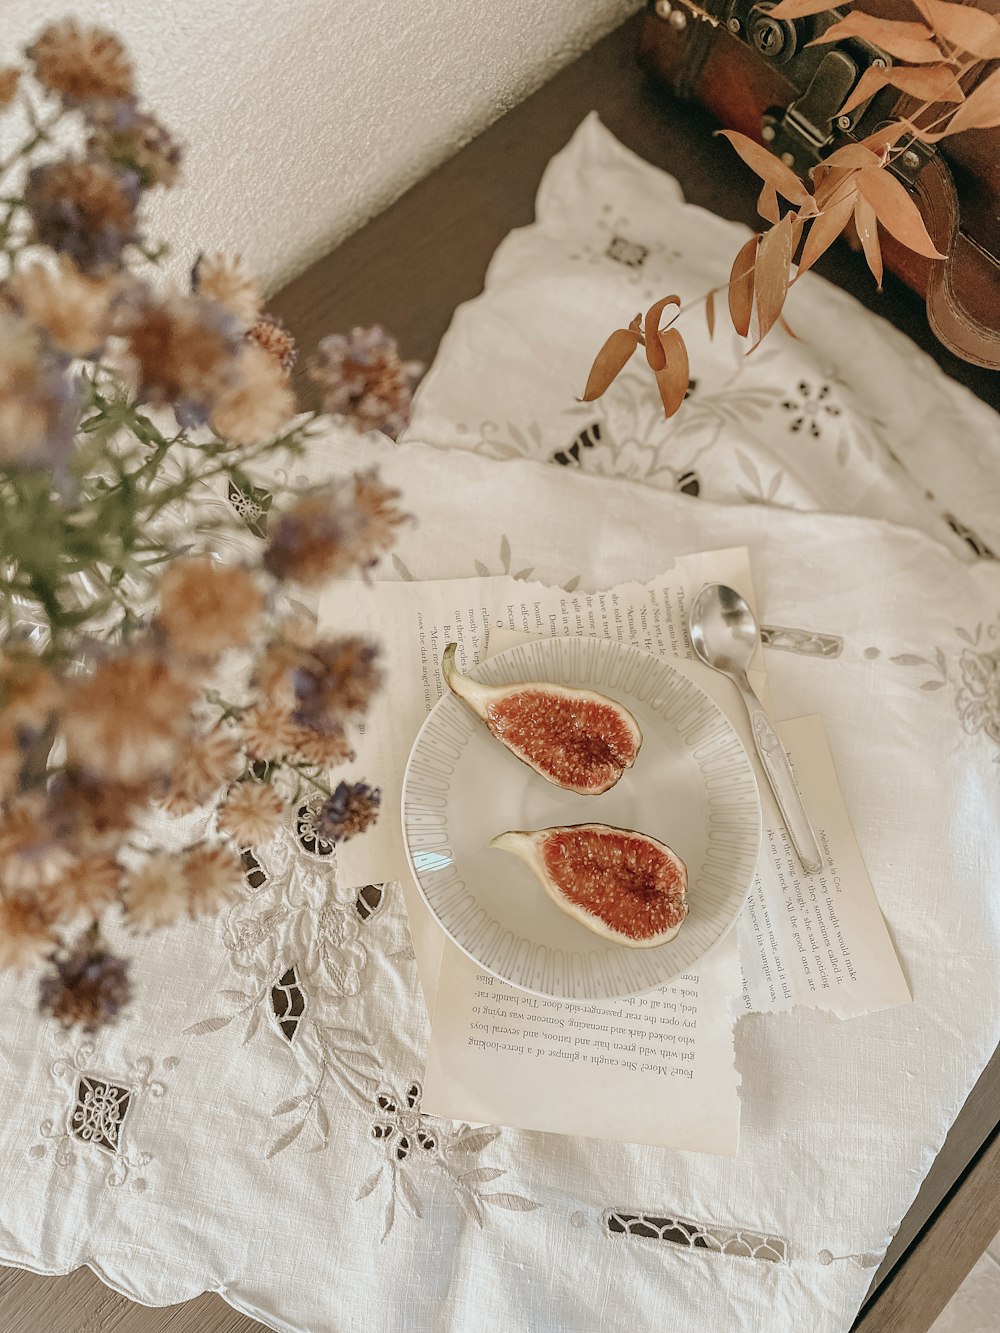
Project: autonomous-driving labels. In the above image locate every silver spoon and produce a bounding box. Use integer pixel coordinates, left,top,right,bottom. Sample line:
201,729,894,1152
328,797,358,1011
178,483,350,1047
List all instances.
688,583,823,875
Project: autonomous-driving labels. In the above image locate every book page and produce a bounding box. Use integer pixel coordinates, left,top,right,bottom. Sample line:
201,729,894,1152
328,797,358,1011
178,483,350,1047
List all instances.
738,715,911,1019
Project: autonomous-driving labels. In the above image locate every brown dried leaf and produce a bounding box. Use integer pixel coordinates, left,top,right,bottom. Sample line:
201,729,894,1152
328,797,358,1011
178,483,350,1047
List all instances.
705,289,716,340
728,234,758,337
643,294,680,371
579,327,639,401
912,0,1000,58
797,191,857,275
716,130,810,204
777,314,798,339
758,181,781,224
931,68,1000,136
853,193,883,287
856,166,945,258
838,62,964,117
753,212,794,345
809,13,943,62
766,0,843,16
653,328,689,418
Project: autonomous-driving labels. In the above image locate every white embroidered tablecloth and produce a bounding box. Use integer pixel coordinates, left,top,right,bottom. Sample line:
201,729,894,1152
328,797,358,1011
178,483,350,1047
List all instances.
1,115,999,1333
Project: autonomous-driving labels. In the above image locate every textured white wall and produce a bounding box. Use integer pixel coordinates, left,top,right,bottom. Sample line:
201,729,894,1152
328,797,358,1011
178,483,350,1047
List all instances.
2,1,639,292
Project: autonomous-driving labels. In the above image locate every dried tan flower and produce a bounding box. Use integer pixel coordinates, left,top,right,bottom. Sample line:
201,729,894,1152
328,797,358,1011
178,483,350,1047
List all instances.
0,893,54,971
218,782,284,847
39,944,130,1030
247,315,296,375
62,649,196,785
123,851,189,929
122,293,238,419
182,842,243,918
48,855,121,923
0,311,80,466
25,159,140,275
192,253,262,323
239,702,297,761
46,770,148,855
89,104,181,189
27,20,133,106
6,257,116,359
291,637,381,729
307,326,420,439
158,556,263,660
0,728,21,802
209,343,296,445
162,728,242,812
287,724,355,768
0,797,72,892
263,470,404,586
314,781,381,844
0,68,20,107
0,650,61,734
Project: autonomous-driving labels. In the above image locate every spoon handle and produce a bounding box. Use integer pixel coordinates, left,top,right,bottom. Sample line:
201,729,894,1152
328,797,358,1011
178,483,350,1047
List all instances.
739,680,823,875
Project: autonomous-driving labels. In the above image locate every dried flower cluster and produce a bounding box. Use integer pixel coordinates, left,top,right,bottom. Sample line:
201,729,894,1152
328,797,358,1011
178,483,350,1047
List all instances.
0,21,417,1032
584,0,1000,412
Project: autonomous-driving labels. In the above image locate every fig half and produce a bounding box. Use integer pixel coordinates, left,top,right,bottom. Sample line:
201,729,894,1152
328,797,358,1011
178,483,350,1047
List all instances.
491,823,688,948
441,643,641,794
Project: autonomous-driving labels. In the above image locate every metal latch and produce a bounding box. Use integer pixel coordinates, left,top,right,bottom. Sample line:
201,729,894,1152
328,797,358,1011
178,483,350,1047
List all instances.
762,49,860,169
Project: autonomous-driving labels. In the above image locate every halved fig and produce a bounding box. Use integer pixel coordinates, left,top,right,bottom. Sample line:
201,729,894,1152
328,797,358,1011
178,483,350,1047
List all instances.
493,821,688,949
491,823,687,948
441,643,641,794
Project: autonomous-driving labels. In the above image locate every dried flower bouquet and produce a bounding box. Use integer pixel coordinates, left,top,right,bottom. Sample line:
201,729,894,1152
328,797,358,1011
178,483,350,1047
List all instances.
0,20,419,1029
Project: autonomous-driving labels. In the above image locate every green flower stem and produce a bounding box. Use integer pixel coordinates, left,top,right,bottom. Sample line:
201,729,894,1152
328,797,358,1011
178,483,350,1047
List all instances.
282,762,333,799
0,103,63,180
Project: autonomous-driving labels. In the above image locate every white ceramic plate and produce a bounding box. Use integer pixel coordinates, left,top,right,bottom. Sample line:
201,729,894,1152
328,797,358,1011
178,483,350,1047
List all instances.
401,636,760,1000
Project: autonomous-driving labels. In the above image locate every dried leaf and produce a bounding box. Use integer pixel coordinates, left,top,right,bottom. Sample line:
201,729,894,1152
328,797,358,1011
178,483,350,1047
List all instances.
856,166,945,258
579,328,639,401
838,63,964,118
460,1166,505,1185
728,235,759,337
767,0,843,16
752,212,794,345
932,68,1000,136
758,181,780,224
397,1171,423,1217
480,1192,541,1212
716,130,809,204
777,315,798,339
809,13,943,62
797,191,857,275
355,1168,383,1201
643,294,681,370
654,328,689,419
499,534,511,570
853,193,884,287
705,288,716,339
452,1127,500,1153
266,1118,305,1159
912,0,1000,58
182,1015,233,1036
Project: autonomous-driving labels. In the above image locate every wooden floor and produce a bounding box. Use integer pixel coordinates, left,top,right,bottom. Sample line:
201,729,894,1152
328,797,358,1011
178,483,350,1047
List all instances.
0,1264,267,1333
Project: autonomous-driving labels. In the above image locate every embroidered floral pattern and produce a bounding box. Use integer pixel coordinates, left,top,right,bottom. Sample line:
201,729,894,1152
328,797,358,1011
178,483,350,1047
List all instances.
29,1035,176,1191
781,380,841,438
355,1081,539,1240
955,623,1000,749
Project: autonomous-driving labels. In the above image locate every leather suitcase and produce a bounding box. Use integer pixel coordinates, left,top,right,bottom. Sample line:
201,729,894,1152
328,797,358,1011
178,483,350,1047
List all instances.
638,0,1000,368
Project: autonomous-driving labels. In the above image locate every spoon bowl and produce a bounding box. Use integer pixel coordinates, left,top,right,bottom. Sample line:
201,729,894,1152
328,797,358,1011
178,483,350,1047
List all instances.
688,584,758,679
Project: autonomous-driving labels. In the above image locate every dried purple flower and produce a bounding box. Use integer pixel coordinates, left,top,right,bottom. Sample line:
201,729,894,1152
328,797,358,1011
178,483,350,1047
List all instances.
38,943,131,1031
24,157,141,275
307,326,421,440
290,637,381,731
26,20,133,109
88,99,182,189
315,781,381,844
122,292,243,427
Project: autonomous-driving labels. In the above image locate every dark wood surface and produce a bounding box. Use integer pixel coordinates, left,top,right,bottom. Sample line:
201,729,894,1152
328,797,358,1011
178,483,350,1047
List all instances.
3,10,997,1332
855,1125,1000,1332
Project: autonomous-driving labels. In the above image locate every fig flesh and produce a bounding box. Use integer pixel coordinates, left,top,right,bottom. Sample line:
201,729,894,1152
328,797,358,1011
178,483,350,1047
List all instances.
441,643,641,794
491,823,688,948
